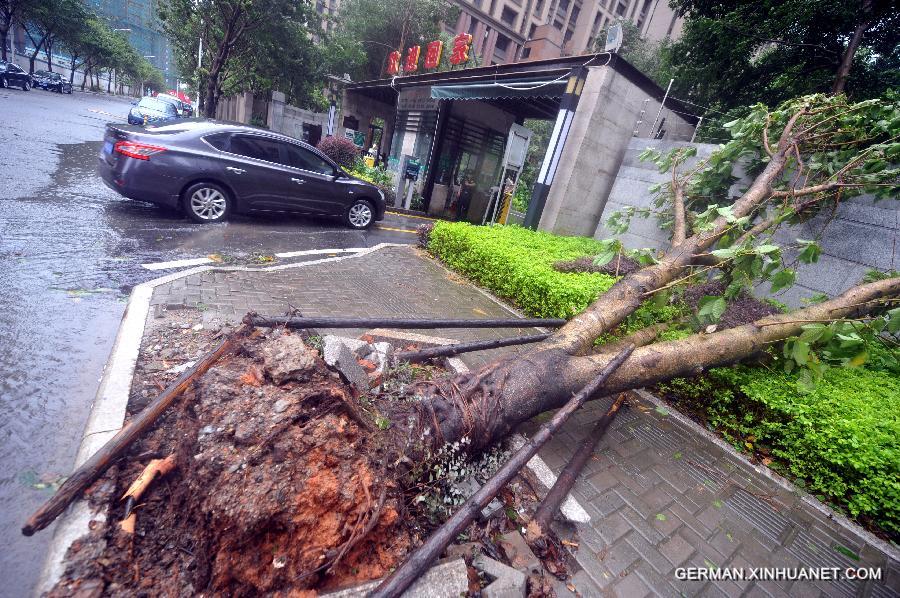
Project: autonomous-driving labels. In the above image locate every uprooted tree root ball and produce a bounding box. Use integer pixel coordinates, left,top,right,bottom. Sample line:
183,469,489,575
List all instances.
50,332,413,596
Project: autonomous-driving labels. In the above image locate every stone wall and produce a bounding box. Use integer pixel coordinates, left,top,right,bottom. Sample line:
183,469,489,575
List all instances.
594,137,900,306
537,64,695,237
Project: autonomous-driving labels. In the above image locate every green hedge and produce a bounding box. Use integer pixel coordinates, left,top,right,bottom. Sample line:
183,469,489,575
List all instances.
661,366,900,534
427,222,617,318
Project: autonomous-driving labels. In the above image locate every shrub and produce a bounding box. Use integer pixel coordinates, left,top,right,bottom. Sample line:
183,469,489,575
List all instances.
316,136,359,168
427,222,617,318
348,160,396,205
660,365,900,535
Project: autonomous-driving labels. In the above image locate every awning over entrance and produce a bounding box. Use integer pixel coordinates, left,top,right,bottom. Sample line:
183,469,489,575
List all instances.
430,77,567,101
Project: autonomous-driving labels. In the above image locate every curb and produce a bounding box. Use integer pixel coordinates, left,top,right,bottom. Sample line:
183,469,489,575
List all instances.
35,243,406,595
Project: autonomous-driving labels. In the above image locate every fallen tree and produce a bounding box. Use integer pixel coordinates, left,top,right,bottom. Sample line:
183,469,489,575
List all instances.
43,92,899,595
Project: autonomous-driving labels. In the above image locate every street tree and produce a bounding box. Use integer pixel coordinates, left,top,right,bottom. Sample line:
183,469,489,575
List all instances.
382,92,900,460
0,0,36,61
332,0,457,80
667,0,900,114
158,0,324,117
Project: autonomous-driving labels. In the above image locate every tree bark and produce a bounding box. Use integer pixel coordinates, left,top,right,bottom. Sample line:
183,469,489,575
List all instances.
833,0,873,95
396,276,899,456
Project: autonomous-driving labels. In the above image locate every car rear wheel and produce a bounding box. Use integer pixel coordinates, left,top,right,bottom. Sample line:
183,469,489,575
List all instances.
0,76,6,88
345,199,375,230
183,182,231,224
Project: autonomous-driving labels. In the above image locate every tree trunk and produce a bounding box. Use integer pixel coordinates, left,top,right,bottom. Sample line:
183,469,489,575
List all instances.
387,277,900,456
69,57,79,84
45,39,52,71
833,0,873,94
1,23,8,61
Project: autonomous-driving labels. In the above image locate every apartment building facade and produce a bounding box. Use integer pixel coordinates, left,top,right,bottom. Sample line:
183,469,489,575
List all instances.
446,0,683,66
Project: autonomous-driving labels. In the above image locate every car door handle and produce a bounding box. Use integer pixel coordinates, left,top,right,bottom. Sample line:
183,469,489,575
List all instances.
291,178,306,185
226,167,245,174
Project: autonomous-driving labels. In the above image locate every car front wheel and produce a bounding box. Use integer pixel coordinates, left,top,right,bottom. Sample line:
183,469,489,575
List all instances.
345,199,375,230
22,81,30,91
183,182,231,224
0,76,6,88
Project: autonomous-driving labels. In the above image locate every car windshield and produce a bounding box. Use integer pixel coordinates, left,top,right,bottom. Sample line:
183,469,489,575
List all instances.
49,73,61,81
138,98,177,114
35,70,50,77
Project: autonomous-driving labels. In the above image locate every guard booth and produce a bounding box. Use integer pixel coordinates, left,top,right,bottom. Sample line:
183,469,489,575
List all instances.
341,53,699,237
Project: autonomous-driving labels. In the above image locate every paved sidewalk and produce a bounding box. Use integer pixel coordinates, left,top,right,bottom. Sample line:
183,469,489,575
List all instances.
147,245,899,597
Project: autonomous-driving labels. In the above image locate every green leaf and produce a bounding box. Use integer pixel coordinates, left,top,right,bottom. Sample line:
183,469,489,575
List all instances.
797,239,821,264
592,250,616,267
698,295,727,322
770,269,796,293
710,247,738,259
792,340,810,365
755,244,780,254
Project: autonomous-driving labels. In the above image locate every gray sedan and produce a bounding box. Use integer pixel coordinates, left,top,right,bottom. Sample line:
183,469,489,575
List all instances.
98,120,385,229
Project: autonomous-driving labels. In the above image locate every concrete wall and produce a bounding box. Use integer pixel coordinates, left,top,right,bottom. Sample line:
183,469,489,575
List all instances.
594,137,900,307
537,64,694,237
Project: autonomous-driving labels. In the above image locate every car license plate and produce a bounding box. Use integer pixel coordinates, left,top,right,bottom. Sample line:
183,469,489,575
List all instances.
103,140,113,155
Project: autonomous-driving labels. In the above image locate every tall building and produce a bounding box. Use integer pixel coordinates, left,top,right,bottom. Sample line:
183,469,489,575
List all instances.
89,0,178,87
447,0,682,66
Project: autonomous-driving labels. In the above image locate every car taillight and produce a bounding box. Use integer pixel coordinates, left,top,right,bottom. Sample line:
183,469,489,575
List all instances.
114,140,167,160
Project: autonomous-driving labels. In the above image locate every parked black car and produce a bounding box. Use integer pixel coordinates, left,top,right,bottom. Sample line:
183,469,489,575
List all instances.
32,70,73,93
98,120,385,229
127,96,181,126
0,60,32,90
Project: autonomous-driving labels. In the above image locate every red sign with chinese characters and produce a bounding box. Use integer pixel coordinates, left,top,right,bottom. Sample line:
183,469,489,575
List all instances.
404,45,421,72
424,40,443,69
450,33,472,65
386,50,401,75
383,34,470,75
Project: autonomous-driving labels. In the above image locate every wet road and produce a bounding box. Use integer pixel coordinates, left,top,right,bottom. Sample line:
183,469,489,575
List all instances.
0,88,420,596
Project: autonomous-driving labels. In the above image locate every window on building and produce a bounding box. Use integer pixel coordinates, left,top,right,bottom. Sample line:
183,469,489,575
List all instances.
564,28,573,43
489,0,496,15
521,46,531,58
501,6,517,25
533,0,543,14
570,5,580,23
591,12,602,36
615,1,626,16
559,0,570,11
468,17,479,35
472,0,482,7
493,34,510,61
529,23,537,37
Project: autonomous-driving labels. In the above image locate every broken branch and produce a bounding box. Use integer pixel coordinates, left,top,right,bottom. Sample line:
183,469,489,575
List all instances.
528,393,627,538
245,314,565,330
22,324,252,536
394,333,552,363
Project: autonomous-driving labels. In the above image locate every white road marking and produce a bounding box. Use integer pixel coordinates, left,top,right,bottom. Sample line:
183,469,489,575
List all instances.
141,257,215,270
273,247,366,258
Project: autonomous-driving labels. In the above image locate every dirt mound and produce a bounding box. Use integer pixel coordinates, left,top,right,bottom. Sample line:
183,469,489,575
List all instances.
50,332,410,596
683,281,781,329
553,254,641,276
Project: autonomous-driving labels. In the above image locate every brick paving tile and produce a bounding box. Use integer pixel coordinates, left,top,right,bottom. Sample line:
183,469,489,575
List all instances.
149,245,899,598
611,570,652,597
